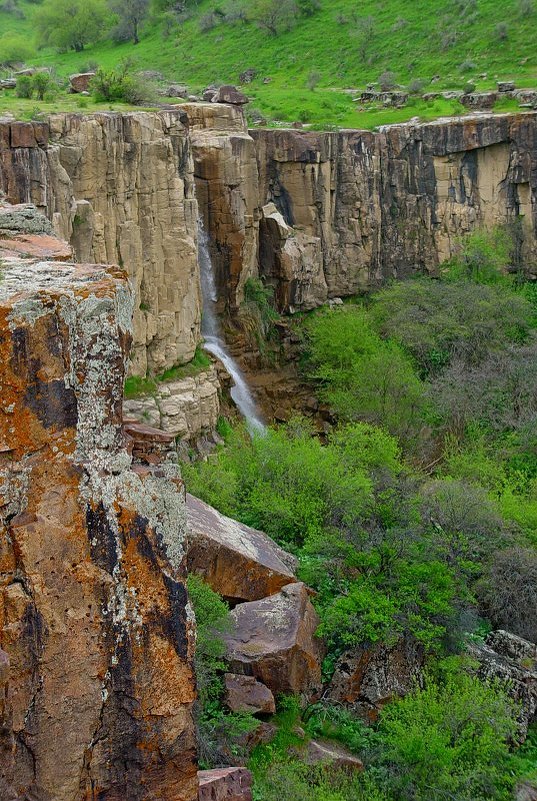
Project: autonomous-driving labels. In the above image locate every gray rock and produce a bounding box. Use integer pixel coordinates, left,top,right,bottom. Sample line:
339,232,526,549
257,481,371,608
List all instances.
498,81,515,93
467,630,537,742
0,204,53,235
212,85,249,105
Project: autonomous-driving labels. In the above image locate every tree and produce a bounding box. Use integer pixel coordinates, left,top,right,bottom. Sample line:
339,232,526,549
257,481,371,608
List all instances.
109,0,149,44
250,0,298,36
35,0,109,52
478,547,537,643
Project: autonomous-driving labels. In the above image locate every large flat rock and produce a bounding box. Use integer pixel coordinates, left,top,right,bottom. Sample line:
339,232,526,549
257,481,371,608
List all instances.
186,493,297,602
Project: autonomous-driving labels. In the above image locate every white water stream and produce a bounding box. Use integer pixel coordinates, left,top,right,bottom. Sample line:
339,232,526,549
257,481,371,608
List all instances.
198,222,266,435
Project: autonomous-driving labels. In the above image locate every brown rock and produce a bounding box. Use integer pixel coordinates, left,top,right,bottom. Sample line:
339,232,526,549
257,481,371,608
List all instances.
223,582,324,699
0,232,73,261
198,767,252,801
303,740,364,772
69,72,96,93
516,781,537,801
213,85,249,105
186,493,296,602
0,235,197,799
326,636,425,721
224,673,276,715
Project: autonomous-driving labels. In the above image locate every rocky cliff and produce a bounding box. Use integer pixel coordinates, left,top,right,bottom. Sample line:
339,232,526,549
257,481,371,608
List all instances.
0,112,200,376
0,204,197,800
2,109,536,369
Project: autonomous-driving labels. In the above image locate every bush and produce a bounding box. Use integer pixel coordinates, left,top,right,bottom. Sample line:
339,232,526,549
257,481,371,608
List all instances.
250,0,298,35
35,0,109,52
370,277,533,376
305,306,427,443
378,70,396,91
238,276,279,351
495,22,509,41
32,71,54,101
307,69,321,90
90,62,154,104
477,547,537,643
199,10,220,32
376,670,518,800
408,78,426,95
15,74,33,98
0,33,35,66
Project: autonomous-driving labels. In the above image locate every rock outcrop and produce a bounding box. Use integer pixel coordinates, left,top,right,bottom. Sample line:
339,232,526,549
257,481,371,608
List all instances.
467,630,537,741
0,212,197,799
223,582,324,699
186,493,297,603
0,112,200,377
326,636,425,721
123,365,221,442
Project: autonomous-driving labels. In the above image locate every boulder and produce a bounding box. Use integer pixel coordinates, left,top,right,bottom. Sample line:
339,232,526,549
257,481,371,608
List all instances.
302,740,364,772
223,582,324,699
167,84,188,98
212,85,249,105
498,81,515,93
239,69,257,84
0,79,16,90
69,72,96,93
516,782,537,801
224,673,276,715
467,630,537,741
198,768,252,801
460,91,498,110
186,493,297,602
326,636,425,721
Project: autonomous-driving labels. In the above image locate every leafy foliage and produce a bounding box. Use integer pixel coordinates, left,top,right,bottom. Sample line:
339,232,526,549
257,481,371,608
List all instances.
35,0,109,52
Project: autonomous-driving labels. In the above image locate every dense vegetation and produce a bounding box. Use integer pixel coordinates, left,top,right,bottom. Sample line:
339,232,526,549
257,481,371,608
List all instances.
0,0,534,125
184,227,537,799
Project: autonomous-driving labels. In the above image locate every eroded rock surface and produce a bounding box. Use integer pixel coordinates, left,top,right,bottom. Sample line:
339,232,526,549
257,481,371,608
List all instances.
467,630,537,741
186,493,297,602
198,768,253,801
223,582,324,699
326,636,425,721
0,232,197,798
224,673,276,715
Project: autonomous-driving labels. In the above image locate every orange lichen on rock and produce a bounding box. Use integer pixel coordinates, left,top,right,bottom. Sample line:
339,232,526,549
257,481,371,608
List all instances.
0,218,198,800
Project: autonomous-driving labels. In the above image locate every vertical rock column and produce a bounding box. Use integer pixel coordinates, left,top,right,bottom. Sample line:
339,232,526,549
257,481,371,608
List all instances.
0,257,197,800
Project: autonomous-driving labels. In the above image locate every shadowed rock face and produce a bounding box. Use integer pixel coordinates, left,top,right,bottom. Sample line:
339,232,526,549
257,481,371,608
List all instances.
0,224,197,799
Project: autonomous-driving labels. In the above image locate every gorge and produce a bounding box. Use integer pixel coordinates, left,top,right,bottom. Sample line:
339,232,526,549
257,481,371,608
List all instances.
1,102,537,800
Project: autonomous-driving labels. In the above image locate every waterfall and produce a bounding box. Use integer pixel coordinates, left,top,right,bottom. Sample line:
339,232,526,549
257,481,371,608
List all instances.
198,222,266,435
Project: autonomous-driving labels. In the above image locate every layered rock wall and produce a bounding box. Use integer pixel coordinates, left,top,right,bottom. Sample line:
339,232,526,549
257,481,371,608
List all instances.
0,209,197,799
0,112,200,376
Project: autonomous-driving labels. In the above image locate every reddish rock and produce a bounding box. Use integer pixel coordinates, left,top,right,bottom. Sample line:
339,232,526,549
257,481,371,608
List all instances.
123,420,178,465
198,767,252,801
9,122,38,148
303,740,364,772
186,493,297,602
326,636,424,721
224,673,276,715
69,72,96,93
223,582,324,699
0,232,73,261
0,237,197,798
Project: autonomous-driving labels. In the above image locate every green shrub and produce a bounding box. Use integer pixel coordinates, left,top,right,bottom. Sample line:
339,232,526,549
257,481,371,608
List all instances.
305,306,426,443
375,670,518,801
15,74,33,98
91,61,154,104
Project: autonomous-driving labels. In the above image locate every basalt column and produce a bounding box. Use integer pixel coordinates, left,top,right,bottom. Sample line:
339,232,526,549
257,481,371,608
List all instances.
0,249,197,799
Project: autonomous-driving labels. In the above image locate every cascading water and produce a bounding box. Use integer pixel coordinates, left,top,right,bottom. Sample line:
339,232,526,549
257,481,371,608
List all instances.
198,222,266,434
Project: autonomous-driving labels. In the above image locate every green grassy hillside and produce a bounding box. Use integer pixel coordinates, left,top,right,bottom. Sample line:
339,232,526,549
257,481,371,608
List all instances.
0,0,536,126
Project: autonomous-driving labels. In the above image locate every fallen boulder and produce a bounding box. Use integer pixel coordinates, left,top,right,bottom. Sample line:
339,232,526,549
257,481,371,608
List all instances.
303,739,364,772
326,636,425,721
212,85,249,105
224,673,276,715
223,582,324,699
69,72,96,93
186,493,297,602
198,768,252,801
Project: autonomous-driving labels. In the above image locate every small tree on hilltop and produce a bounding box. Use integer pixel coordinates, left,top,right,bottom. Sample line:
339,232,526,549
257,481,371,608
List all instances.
108,0,149,45
35,0,109,52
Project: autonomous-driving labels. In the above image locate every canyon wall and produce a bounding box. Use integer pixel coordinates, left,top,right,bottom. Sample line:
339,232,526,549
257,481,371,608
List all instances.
1,108,536,373
0,112,200,376
0,204,197,800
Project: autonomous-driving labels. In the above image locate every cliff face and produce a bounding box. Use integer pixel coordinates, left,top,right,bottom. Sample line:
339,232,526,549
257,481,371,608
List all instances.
252,113,537,310
0,112,200,376
0,206,197,800
2,109,536,370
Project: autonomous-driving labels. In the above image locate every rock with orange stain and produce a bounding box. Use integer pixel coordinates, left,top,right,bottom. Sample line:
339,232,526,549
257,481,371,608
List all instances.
0,251,197,800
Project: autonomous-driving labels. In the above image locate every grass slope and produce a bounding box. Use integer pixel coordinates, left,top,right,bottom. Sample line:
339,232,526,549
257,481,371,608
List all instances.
0,0,536,126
